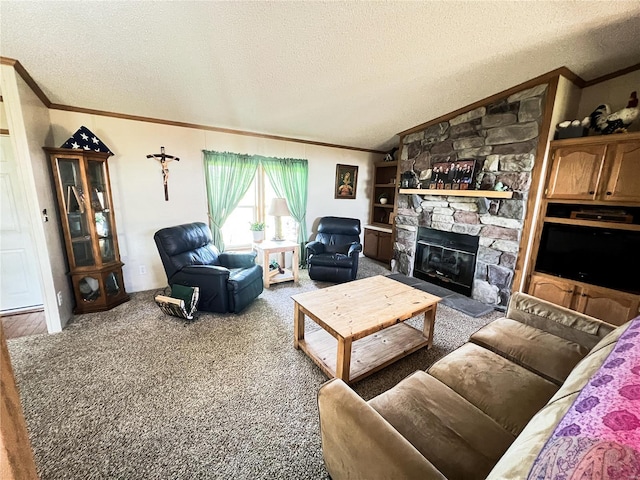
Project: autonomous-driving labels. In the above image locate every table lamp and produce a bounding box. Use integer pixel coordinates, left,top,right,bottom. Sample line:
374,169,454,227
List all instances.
268,197,290,241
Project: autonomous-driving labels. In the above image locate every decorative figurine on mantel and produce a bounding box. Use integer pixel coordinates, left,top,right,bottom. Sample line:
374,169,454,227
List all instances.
147,146,180,201
583,91,639,135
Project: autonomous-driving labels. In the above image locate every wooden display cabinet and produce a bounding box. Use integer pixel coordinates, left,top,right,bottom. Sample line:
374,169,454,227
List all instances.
526,133,640,326
546,133,640,203
45,147,129,313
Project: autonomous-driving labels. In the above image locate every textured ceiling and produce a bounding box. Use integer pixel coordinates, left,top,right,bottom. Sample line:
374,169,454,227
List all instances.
1,1,640,151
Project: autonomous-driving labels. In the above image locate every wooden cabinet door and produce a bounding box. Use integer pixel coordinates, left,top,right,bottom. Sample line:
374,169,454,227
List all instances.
546,145,606,200
602,140,640,203
528,274,575,308
574,286,640,326
363,229,379,258
377,231,393,263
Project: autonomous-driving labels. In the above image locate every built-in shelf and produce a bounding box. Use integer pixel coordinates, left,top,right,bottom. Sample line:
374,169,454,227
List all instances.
365,223,393,233
373,203,394,208
399,188,514,199
544,216,640,232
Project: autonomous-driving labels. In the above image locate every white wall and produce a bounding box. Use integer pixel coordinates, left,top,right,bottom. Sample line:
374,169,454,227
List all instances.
1,66,71,331
577,70,640,133
49,110,377,293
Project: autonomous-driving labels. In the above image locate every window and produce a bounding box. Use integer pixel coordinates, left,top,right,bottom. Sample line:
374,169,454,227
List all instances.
221,167,296,249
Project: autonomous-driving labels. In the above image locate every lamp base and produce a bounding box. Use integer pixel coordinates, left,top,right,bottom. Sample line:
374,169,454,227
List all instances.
273,216,285,242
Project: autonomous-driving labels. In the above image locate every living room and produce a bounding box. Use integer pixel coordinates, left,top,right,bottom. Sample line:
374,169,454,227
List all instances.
2,2,640,479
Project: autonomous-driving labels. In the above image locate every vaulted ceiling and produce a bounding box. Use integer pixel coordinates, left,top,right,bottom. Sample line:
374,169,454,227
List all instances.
1,1,639,151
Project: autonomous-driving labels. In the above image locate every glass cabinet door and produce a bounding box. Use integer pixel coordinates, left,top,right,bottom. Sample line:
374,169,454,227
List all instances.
87,160,116,263
56,158,95,267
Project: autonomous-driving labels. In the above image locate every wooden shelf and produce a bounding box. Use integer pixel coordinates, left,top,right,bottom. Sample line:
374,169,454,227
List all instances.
399,188,513,199
543,216,640,232
373,203,393,208
268,269,295,284
365,224,393,233
299,323,429,384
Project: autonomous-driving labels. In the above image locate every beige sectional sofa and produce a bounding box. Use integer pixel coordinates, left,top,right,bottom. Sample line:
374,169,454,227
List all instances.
317,292,636,479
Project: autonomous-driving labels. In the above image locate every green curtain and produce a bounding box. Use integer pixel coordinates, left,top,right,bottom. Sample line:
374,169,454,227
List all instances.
203,151,259,250
260,157,309,262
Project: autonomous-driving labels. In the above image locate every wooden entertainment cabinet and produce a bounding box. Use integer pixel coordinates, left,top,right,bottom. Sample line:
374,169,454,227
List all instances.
527,133,640,325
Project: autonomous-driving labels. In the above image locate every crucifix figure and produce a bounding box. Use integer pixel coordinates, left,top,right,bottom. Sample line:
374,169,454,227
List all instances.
147,146,180,201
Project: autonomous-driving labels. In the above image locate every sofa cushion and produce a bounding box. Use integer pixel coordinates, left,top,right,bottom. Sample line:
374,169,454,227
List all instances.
307,253,353,268
487,322,632,479
470,317,589,385
369,371,515,480
428,343,558,436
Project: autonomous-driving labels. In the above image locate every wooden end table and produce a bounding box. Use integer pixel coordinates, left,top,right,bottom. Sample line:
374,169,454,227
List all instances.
292,275,440,384
253,240,299,288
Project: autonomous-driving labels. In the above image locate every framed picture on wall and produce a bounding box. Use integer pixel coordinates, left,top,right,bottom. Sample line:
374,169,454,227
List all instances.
429,159,476,190
335,164,358,199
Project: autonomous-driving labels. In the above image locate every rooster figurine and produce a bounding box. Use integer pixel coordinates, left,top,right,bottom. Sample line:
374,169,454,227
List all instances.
582,91,639,135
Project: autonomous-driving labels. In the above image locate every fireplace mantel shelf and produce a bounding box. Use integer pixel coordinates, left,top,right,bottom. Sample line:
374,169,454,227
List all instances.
399,189,514,199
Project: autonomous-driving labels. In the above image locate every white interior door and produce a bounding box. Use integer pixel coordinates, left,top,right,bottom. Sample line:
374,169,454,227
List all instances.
0,134,44,312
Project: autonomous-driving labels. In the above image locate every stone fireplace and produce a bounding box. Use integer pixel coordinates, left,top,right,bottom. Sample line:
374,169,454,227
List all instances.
393,83,549,308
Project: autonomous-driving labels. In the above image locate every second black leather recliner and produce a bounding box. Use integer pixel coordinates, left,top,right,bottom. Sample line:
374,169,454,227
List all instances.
154,222,263,313
306,216,362,283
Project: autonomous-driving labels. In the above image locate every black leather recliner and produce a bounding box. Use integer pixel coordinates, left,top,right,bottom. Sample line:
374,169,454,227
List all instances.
154,222,263,313
306,217,362,283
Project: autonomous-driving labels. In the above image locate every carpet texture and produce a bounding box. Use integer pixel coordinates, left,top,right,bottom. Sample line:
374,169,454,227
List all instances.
8,258,501,479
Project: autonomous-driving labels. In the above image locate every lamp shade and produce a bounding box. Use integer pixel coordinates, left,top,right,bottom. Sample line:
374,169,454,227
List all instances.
268,198,290,217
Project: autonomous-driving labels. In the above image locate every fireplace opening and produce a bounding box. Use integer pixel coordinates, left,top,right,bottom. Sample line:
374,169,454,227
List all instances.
413,228,479,296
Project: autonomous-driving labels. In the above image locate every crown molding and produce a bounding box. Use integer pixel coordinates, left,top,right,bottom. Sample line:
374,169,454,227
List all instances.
1,57,51,107
582,62,640,88
0,56,384,154
397,67,583,138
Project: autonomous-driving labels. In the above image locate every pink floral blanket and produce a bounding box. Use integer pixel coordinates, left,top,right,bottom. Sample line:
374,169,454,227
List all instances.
528,317,640,480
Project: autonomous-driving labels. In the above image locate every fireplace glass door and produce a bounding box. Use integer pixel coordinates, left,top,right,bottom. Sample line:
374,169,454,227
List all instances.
414,228,479,296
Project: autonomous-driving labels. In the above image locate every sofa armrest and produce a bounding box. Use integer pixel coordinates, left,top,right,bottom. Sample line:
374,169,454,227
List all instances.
317,379,445,480
219,251,257,269
180,265,230,277
507,292,614,348
305,241,326,256
348,242,363,257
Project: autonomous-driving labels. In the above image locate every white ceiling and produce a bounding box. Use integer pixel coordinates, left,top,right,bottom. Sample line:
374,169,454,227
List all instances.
1,1,640,152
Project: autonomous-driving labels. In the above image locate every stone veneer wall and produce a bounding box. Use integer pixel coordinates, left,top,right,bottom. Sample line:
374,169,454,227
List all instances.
394,84,548,308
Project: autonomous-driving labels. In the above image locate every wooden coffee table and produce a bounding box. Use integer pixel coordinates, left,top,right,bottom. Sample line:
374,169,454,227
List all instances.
292,275,440,384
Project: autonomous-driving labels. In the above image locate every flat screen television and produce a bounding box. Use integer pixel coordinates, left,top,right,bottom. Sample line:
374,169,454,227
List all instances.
535,223,639,294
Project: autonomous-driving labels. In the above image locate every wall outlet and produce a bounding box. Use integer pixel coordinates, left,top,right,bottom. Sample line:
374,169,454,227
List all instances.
57,291,63,306
139,265,147,275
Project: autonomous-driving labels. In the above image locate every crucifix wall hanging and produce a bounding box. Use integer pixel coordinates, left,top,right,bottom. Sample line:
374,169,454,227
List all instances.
147,146,180,201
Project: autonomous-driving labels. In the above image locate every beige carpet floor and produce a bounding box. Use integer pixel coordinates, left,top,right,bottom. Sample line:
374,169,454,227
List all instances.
7,258,500,479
